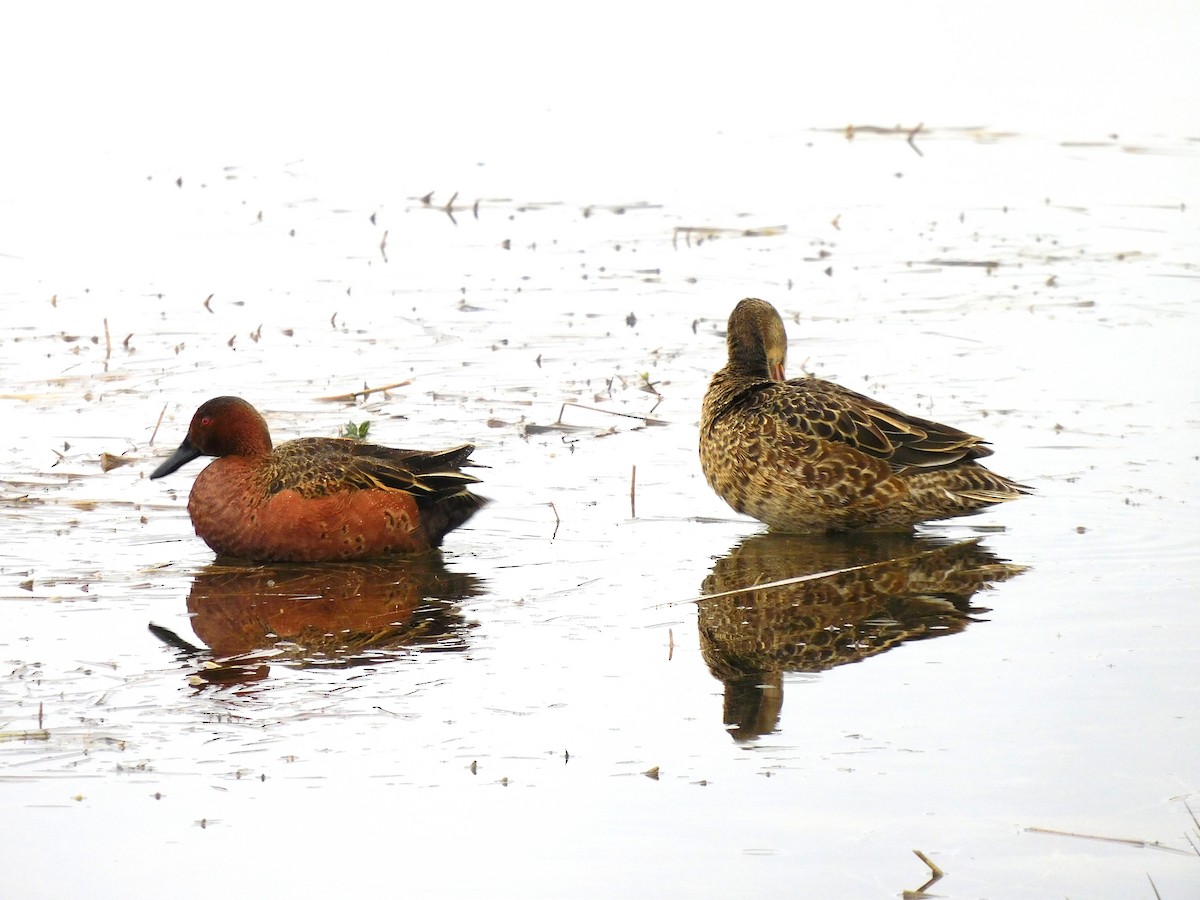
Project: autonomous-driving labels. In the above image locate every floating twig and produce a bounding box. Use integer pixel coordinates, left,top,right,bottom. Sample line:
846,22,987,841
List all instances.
652,541,987,610
316,380,412,403
149,403,167,446
924,258,1000,270
903,849,944,898
0,729,50,743
555,401,666,427
652,560,893,610
1025,826,1193,855
913,850,942,878
839,122,924,156
630,464,637,518
907,122,924,157
672,224,787,249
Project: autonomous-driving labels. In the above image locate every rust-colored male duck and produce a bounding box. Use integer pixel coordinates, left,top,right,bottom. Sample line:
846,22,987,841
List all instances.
699,298,1030,531
150,396,484,562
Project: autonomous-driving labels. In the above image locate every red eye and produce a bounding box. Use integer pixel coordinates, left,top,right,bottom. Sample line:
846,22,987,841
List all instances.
201,416,213,427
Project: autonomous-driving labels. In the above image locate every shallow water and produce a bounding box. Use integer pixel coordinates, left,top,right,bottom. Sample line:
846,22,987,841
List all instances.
3,125,1196,898
3,9,1200,897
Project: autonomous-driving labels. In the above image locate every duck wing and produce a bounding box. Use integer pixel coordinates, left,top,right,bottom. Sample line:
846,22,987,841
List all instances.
779,378,993,471
270,439,481,501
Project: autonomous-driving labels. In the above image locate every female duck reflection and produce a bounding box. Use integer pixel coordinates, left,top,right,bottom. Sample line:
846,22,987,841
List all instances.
151,555,483,685
698,533,1025,741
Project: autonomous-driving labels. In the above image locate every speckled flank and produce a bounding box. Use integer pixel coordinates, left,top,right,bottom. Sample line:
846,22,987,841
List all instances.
151,396,484,562
699,298,1030,531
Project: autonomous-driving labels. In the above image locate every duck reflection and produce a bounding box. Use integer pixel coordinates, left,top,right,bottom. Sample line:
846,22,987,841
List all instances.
699,533,1025,740
152,553,482,685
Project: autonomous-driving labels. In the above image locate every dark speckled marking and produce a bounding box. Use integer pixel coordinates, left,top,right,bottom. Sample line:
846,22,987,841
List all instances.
699,299,1030,531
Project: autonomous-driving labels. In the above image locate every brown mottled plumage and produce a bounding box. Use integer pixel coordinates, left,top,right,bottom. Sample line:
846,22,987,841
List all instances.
699,298,1030,531
699,532,1026,739
150,396,484,562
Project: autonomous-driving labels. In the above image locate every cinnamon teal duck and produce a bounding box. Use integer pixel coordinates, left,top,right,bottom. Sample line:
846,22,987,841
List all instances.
699,298,1030,531
150,396,484,562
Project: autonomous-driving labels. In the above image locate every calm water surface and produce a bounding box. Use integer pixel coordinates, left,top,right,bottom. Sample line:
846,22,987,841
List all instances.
3,7,1199,898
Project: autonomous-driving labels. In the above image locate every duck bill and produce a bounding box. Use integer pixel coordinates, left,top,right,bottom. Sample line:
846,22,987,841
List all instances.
769,361,786,381
150,438,203,479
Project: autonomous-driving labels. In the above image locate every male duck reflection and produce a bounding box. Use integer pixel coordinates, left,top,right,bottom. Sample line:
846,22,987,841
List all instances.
149,556,481,685
700,298,1030,531
150,396,484,562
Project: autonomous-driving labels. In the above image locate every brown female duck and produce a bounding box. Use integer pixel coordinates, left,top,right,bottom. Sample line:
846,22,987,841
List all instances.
150,396,484,562
699,298,1029,531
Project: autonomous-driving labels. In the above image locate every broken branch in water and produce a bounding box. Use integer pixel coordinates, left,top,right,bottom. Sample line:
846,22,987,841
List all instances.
652,544,968,610
672,224,787,249
149,403,167,446
902,849,944,898
555,401,666,427
0,729,50,743
649,562,878,610
907,122,924,156
316,380,412,403
651,539,1008,610
839,122,924,156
